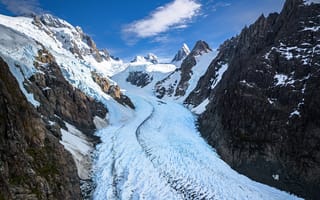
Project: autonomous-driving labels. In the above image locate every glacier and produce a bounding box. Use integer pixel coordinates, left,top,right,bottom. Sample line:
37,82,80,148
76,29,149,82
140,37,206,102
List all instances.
0,13,303,200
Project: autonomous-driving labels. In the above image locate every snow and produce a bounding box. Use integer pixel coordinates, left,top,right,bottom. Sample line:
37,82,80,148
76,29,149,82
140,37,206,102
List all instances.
274,74,289,85
302,26,320,32
60,122,94,180
156,50,217,102
191,98,210,114
240,80,255,88
304,0,320,5
112,61,177,96
0,25,40,107
290,110,301,117
93,91,301,199
272,174,280,181
93,116,108,130
211,63,228,89
268,98,276,105
0,14,134,124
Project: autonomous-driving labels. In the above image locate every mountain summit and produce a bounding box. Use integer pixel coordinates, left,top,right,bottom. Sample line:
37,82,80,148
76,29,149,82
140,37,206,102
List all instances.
171,43,190,62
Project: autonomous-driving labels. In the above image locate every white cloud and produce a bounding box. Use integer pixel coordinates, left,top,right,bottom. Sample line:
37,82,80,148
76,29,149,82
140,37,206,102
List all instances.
0,0,42,15
123,0,201,38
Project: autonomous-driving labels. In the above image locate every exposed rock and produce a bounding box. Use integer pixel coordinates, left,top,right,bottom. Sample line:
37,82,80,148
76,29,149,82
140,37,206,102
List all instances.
187,0,320,198
30,49,107,136
92,71,135,109
175,40,211,97
171,43,191,63
0,57,81,199
154,41,212,99
33,14,111,63
144,53,158,64
126,71,153,88
131,53,158,64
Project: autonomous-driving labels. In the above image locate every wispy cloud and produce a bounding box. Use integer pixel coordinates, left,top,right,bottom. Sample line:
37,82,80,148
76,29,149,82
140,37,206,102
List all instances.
0,0,42,15
211,2,231,12
123,0,201,40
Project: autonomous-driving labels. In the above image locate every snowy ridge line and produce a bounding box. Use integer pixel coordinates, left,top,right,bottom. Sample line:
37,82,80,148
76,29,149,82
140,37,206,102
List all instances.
135,99,213,199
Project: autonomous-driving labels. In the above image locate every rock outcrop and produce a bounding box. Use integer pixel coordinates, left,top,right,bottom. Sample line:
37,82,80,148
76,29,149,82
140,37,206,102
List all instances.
33,14,111,63
155,40,212,98
171,43,190,63
92,71,135,109
187,0,320,198
30,48,107,136
0,57,81,200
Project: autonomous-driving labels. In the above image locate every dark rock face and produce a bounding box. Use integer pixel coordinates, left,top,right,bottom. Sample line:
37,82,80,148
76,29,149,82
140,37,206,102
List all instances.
126,71,153,88
29,49,107,136
187,0,320,199
0,57,81,199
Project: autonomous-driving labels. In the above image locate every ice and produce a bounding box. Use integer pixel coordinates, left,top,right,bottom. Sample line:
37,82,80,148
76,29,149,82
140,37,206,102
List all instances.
274,74,289,85
290,110,301,117
93,91,301,199
60,122,94,180
211,63,228,89
191,98,210,114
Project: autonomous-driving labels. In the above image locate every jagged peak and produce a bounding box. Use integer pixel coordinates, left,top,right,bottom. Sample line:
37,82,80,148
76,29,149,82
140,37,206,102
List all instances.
190,40,212,56
172,43,191,62
36,13,72,29
131,53,158,64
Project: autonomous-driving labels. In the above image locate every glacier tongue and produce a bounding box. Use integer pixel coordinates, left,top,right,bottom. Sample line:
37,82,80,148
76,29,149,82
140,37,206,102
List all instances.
93,91,301,199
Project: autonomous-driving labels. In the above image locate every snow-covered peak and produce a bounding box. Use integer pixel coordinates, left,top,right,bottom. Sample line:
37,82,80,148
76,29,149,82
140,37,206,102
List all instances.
172,43,191,62
144,53,158,64
131,56,147,63
190,40,212,56
131,53,159,64
37,13,72,29
32,13,116,65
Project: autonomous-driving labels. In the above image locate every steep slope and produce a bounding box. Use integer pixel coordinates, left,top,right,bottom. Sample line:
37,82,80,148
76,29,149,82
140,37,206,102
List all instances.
112,56,176,95
186,0,320,198
155,41,217,102
0,13,134,199
0,57,81,199
171,43,190,63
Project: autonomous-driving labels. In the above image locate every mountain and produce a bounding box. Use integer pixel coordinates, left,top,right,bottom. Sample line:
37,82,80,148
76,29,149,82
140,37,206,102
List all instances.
131,53,159,64
0,13,134,199
171,43,190,63
186,0,320,198
0,0,318,199
155,40,216,102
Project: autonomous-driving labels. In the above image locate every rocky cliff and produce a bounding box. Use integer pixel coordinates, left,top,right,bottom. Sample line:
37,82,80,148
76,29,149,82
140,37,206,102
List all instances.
0,57,82,200
155,40,213,99
187,0,320,198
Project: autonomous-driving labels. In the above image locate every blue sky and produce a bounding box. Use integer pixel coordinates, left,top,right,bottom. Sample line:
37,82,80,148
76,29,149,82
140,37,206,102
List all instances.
0,0,285,62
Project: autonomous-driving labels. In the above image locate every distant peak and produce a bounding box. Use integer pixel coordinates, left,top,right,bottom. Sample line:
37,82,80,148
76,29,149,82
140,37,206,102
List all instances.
172,43,191,62
145,53,159,64
190,40,212,56
131,53,158,64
